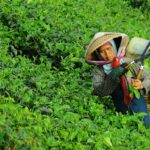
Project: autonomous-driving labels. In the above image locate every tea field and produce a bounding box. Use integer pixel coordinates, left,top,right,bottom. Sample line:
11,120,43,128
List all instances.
0,0,150,149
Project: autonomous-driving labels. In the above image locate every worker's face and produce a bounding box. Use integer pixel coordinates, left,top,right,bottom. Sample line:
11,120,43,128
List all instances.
98,43,115,61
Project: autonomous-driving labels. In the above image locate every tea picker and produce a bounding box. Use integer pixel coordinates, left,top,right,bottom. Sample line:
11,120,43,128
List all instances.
85,32,150,126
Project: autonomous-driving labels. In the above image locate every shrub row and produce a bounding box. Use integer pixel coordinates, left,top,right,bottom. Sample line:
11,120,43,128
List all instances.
0,0,150,149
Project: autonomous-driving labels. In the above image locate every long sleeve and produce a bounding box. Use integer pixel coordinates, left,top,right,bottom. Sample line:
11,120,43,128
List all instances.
125,59,150,95
141,68,150,95
92,67,120,97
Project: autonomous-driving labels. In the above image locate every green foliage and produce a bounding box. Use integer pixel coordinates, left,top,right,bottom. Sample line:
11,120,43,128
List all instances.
126,0,150,12
144,58,150,70
0,0,150,65
129,84,140,99
0,0,150,149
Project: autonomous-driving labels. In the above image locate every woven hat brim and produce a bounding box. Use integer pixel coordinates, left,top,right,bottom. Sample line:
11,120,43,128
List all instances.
85,33,121,61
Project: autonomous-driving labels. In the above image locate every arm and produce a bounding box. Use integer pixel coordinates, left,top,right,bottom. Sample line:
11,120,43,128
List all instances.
92,67,120,97
127,60,150,94
141,68,150,95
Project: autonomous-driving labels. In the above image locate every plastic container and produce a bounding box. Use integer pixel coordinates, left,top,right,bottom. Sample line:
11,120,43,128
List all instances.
126,37,150,59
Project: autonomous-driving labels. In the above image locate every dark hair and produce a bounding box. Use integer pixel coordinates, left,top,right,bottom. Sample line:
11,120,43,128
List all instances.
94,50,102,60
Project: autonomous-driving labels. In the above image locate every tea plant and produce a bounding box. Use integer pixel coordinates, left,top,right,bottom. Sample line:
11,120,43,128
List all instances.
0,0,150,149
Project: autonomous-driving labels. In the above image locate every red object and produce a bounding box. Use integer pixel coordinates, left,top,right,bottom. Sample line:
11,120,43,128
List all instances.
112,57,132,106
111,56,123,68
120,76,132,106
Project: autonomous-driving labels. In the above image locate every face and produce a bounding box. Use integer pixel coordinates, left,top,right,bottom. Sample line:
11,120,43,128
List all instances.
98,43,115,61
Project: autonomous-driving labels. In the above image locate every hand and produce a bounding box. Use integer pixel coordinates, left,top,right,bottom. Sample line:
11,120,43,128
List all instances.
131,79,144,90
109,63,128,79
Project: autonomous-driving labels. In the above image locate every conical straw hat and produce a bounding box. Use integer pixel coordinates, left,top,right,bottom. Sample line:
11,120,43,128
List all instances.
85,32,129,65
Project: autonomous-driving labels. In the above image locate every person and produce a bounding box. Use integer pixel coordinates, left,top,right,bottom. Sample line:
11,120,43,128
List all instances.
85,32,150,126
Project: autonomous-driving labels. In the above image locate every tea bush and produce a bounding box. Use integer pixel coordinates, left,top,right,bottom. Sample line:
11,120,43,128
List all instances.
126,0,150,11
0,0,150,149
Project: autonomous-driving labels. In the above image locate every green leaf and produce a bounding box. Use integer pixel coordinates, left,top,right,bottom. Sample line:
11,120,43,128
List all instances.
129,84,134,91
133,89,140,99
0,116,5,126
129,84,140,99
71,57,79,62
103,137,113,148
